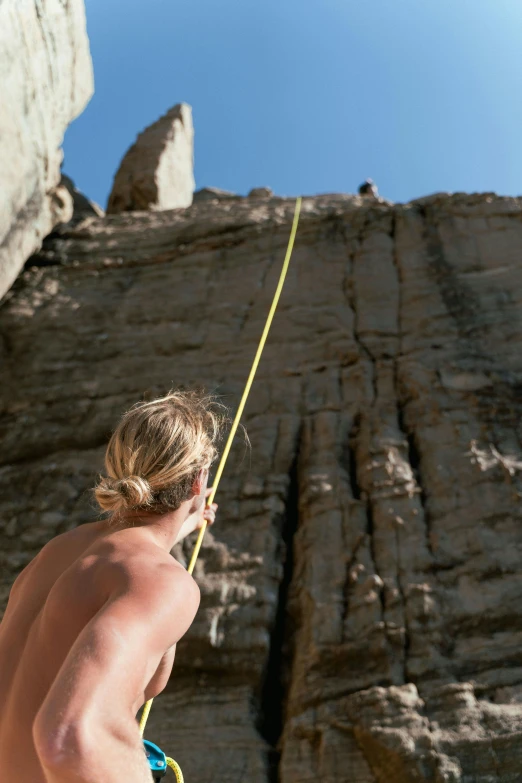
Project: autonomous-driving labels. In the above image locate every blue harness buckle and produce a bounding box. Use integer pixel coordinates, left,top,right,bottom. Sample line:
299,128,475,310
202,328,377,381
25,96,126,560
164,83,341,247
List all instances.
143,739,167,780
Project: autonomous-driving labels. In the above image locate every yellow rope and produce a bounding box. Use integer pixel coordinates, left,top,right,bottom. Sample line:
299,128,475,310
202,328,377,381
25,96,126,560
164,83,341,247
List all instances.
139,698,152,735
139,197,302,746
187,196,302,575
166,756,184,783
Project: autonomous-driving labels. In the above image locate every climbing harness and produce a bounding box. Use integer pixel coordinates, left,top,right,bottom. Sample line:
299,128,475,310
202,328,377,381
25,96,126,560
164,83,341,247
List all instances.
140,197,302,780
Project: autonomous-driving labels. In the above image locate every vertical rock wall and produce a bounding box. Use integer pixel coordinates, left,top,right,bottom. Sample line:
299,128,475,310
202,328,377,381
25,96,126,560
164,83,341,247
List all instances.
1,193,522,781
0,0,93,301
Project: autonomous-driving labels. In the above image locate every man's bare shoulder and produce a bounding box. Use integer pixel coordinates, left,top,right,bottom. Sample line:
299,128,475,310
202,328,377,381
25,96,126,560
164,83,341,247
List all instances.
13,522,198,619
91,540,200,650
113,545,199,602
7,522,103,599
93,530,200,617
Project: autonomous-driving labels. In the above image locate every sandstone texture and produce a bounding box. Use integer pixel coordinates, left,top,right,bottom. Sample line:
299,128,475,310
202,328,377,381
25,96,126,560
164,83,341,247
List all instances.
106,103,195,214
193,187,239,203
249,187,275,199
60,174,105,225
0,0,93,302
2,191,522,782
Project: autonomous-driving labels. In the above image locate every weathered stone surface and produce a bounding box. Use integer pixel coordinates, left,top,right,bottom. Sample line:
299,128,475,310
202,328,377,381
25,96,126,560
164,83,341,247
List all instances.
60,174,105,225
249,187,274,199
0,0,93,301
106,103,195,214
193,187,239,203
2,192,522,781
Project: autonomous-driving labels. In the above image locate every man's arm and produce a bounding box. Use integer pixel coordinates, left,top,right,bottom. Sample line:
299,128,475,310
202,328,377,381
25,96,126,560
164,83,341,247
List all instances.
33,560,199,783
174,489,217,545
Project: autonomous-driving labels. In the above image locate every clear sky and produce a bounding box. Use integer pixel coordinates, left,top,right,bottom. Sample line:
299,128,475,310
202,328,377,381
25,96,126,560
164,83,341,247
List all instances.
63,0,522,208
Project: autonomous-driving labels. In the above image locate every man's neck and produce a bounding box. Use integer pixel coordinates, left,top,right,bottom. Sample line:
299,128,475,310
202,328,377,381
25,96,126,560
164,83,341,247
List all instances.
115,505,192,552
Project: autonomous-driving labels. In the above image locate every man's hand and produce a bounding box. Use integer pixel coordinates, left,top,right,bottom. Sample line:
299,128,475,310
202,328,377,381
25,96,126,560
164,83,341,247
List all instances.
197,488,218,529
175,488,218,544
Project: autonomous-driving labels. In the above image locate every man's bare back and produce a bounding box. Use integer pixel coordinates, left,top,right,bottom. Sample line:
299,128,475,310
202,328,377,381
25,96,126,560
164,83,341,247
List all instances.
0,519,201,782
0,390,221,782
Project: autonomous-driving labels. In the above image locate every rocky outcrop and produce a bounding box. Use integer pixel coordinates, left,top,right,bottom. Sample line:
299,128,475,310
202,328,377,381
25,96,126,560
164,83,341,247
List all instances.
193,187,239,203
249,187,274,199
59,174,104,225
106,103,195,214
2,191,522,781
0,0,93,301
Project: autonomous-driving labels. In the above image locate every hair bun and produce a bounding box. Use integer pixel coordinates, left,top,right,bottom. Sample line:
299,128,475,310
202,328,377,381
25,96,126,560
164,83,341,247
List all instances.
94,474,153,513
114,476,152,507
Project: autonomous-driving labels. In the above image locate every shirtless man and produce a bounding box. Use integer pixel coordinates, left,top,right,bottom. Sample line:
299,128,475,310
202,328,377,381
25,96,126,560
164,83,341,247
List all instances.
0,391,222,782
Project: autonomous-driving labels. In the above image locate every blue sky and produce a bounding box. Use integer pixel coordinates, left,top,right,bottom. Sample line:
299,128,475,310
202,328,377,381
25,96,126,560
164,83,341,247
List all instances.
63,0,522,208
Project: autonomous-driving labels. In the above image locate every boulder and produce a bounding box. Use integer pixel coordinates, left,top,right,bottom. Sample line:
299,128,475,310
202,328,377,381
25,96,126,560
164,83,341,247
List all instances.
248,187,274,198
193,187,239,203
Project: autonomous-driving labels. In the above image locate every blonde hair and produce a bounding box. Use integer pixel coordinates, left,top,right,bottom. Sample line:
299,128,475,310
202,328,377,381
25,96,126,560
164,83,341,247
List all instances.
94,390,226,516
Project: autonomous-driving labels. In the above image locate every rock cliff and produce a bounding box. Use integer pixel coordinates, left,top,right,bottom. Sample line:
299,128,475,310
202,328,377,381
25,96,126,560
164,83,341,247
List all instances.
0,0,93,301
1,191,522,782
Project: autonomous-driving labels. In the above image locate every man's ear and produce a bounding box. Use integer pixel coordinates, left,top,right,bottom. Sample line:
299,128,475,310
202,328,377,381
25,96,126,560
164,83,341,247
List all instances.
191,468,208,496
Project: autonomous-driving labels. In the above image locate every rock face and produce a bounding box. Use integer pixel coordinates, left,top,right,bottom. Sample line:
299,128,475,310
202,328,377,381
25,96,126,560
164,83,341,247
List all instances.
60,174,105,225
0,0,93,302
106,103,195,214
249,187,274,198
2,191,522,781
193,187,239,203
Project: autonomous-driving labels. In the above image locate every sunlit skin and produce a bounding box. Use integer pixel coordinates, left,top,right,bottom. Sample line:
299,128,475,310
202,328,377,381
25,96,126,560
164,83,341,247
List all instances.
0,472,217,783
